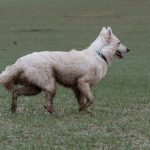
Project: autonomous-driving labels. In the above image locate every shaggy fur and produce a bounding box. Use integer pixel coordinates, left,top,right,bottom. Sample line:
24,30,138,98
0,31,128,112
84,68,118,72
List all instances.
0,27,129,115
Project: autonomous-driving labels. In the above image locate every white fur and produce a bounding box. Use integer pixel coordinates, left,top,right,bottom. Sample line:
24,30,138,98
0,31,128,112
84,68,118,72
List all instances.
0,27,129,91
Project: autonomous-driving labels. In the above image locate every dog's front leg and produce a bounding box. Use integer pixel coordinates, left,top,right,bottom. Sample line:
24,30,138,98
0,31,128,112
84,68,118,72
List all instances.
44,91,56,115
73,88,85,111
77,79,94,111
44,77,57,116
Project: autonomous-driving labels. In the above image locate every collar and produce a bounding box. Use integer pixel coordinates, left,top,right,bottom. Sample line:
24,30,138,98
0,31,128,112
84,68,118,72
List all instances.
97,52,108,65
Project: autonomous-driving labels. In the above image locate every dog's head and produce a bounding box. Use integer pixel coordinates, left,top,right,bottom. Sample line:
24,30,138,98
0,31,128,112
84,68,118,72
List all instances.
100,27,130,59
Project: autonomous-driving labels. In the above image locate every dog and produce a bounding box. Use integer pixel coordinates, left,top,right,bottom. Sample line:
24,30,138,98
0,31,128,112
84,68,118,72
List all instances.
0,27,129,115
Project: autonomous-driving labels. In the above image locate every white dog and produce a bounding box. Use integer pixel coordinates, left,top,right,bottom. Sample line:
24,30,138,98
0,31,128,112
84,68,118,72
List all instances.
0,27,129,115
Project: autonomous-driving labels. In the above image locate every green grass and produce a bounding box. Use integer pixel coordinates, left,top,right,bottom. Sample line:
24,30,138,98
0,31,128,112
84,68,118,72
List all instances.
0,0,150,149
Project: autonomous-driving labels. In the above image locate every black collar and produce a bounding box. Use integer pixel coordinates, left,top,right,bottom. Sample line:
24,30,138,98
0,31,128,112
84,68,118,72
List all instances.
97,52,108,64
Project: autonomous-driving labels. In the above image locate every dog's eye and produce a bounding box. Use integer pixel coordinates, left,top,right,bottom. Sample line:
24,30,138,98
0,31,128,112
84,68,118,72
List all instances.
118,42,120,45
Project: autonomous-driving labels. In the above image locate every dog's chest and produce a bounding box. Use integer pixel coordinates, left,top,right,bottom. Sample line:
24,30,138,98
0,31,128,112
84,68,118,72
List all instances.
90,61,107,84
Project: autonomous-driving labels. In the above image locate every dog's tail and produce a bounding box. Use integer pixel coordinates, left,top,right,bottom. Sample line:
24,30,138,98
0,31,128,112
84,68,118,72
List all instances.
0,64,22,91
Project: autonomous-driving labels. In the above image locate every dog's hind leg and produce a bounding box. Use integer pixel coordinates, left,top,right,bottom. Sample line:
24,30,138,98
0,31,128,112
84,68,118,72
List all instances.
77,79,94,111
11,86,41,113
44,78,56,115
73,88,85,111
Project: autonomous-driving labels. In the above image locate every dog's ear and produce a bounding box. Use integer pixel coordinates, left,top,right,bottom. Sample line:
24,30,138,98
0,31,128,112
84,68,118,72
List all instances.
107,27,112,41
107,27,112,37
100,27,106,35
101,27,112,42
100,27,107,34
102,27,107,31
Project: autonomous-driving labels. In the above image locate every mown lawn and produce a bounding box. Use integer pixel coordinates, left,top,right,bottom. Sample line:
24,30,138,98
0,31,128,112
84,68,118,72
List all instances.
0,0,150,149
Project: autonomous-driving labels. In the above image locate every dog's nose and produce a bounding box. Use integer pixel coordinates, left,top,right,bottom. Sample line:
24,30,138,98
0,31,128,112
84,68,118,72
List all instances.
127,48,130,52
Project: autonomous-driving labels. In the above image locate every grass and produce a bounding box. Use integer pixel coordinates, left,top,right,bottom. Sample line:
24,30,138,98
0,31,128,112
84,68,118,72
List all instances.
0,0,150,149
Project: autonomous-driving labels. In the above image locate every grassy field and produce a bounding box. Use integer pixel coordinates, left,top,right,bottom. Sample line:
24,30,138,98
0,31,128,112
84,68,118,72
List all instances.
0,0,150,149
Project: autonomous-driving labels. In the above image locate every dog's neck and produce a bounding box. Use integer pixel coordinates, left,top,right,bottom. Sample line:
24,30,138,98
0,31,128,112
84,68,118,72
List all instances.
100,48,114,66
88,36,107,52
97,52,108,64
88,36,113,66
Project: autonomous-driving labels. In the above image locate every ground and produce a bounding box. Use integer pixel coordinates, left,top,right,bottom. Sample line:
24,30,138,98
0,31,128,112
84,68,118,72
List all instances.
0,0,150,149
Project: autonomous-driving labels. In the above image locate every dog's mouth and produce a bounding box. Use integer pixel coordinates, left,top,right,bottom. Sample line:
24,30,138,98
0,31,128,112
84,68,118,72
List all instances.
115,50,123,59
